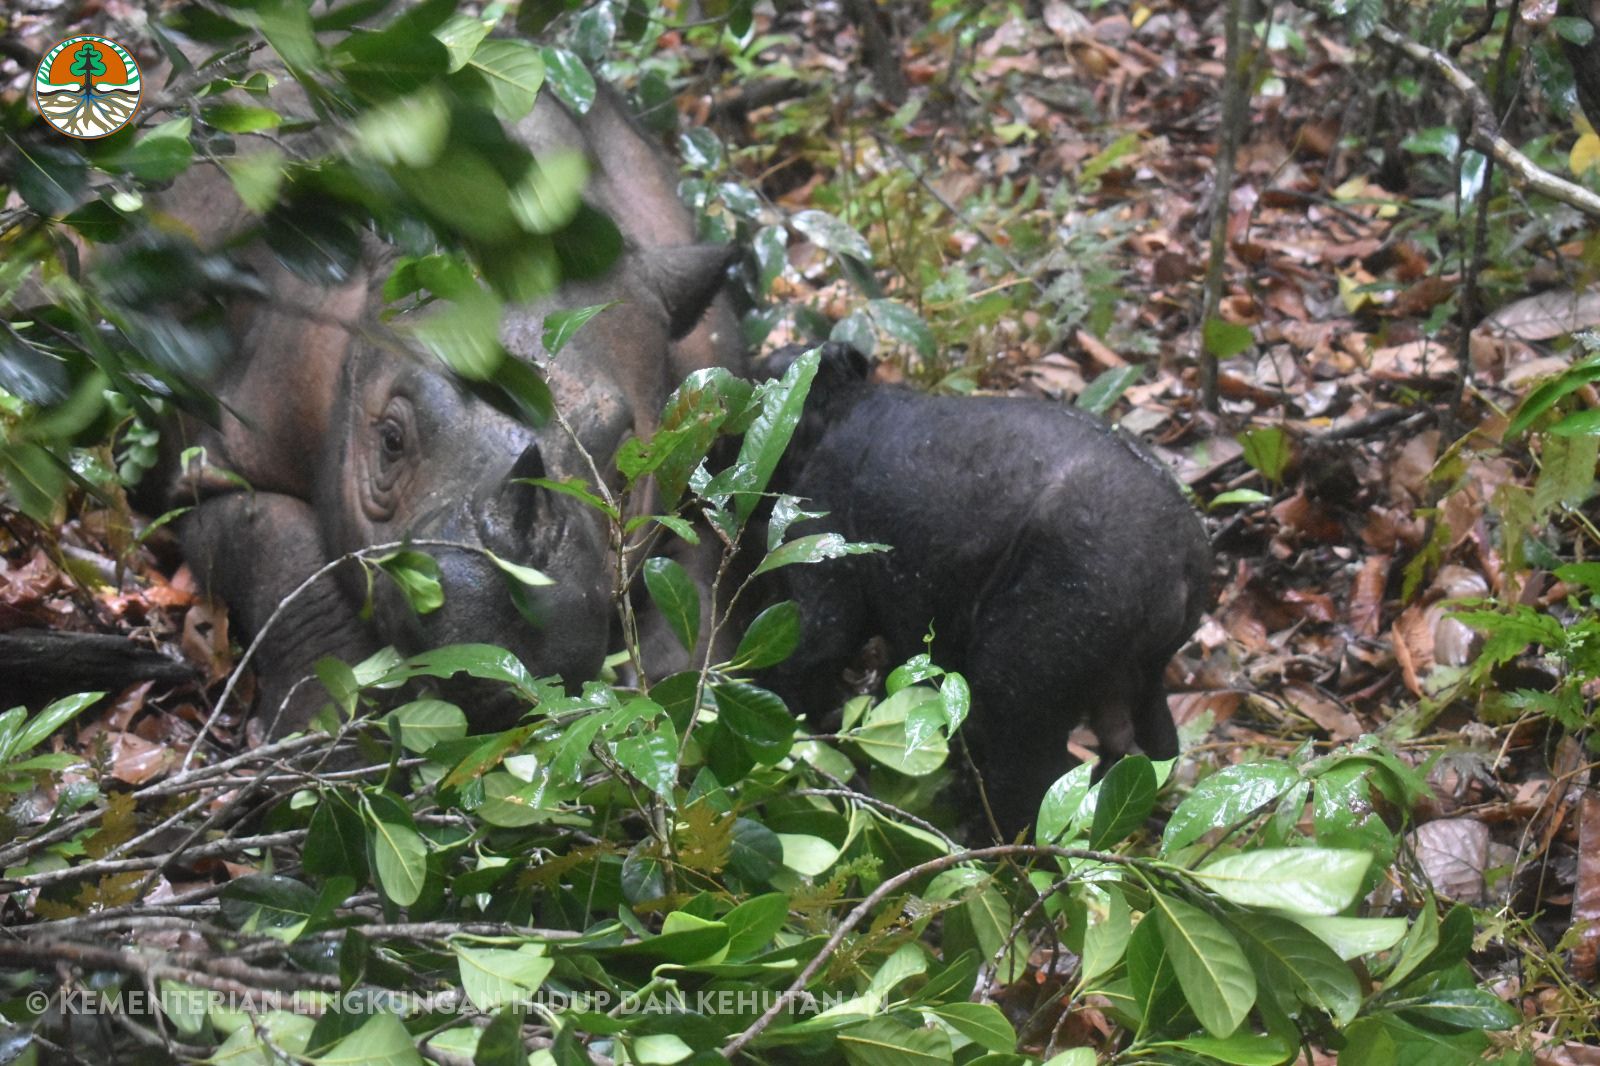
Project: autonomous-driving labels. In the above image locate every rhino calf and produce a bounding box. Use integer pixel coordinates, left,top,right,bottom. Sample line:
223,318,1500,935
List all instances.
754,344,1212,835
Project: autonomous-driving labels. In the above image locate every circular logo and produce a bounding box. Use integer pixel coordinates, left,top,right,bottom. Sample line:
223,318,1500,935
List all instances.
33,35,142,140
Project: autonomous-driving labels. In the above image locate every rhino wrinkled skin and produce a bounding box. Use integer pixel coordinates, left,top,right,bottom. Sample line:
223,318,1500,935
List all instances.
161,86,737,731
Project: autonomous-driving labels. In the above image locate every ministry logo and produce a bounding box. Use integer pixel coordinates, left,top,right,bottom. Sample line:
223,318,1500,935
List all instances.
33,35,142,139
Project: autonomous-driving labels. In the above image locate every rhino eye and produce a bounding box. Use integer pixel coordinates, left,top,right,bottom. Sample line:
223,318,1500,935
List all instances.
378,418,405,460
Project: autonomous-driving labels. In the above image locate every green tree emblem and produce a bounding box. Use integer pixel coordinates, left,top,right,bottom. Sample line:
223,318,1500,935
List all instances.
70,41,105,92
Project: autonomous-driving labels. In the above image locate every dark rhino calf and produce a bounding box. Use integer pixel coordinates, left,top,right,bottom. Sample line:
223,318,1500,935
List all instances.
755,344,1212,835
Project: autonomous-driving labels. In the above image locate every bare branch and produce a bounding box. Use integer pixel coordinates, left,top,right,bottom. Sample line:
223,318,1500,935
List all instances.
1371,22,1600,218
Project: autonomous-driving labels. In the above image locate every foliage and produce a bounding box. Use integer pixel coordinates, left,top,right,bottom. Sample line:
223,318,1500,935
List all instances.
0,346,1514,1066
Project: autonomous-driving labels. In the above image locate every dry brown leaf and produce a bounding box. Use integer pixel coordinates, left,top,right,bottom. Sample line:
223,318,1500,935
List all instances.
1348,554,1390,638
1282,683,1362,740
1409,818,1491,904
1074,329,1127,368
108,731,176,786
1482,286,1600,340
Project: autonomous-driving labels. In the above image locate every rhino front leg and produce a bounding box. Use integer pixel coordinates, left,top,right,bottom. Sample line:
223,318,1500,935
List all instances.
180,492,381,734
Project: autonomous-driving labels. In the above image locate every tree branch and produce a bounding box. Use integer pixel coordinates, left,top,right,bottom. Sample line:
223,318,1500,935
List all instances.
1371,22,1600,218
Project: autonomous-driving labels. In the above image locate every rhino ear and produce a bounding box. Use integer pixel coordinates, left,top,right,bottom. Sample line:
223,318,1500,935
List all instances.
637,244,736,341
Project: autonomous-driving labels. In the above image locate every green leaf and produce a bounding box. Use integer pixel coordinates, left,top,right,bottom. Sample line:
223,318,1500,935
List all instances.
1035,764,1094,845
539,45,595,112
316,1011,423,1066
1164,1032,1297,1066
927,1003,1015,1053
365,793,427,907
1127,911,1188,1034
723,892,789,960
455,944,553,1010
219,875,319,940
733,348,819,526
867,299,935,359
353,88,449,167
511,151,590,235
474,1007,525,1066
1195,848,1370,915
612,727,679,798
792,210,873,262
385,699,467,753
1554,15,1596,44
374,550,445,615
1210,488,1272,507
1041,1052,1096,1066
222,149,286,213
838,1017,953,1066
1292,915,1408,961
201,103,282,133
541,301,615,356
752,533,888,577
378,644,537,698
1392,988,1521,1032
1076,364,1143,415
728,817,784,883
487,550,554,588
1163,762,1300,854
712,683,794,764
853,687,949,776
1506,355,1600,437
1079,884,1132,985
611,912,731,963
730,600,800,669
1089,754,1156,849
1151,891,1257,1038
1228,913,1361,1025
1240,427,1292,485
432,11,491,70
1203,317,1254,360
101,118,194,182
10,691,101,757
643,556,700,653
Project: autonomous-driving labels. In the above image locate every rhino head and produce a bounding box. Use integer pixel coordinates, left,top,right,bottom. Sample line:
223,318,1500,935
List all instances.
314,339,611,719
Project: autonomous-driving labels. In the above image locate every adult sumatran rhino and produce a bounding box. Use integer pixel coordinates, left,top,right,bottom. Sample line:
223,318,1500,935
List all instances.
161,88,734,732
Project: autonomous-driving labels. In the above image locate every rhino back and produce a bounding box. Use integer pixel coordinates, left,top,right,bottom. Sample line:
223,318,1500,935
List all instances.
788,389,1209,657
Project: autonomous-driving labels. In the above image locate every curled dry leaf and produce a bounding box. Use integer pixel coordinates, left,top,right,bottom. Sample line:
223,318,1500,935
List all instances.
1409,817,1492,904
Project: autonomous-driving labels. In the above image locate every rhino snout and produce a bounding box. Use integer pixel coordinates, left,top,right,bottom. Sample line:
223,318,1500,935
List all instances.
478,444,550,554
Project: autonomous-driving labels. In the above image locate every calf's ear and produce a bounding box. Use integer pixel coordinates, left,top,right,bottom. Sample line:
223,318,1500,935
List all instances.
636,244,736,340
817,341,870,384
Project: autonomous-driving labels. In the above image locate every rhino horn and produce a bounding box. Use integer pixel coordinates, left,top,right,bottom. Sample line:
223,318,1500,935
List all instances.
636,244,737,341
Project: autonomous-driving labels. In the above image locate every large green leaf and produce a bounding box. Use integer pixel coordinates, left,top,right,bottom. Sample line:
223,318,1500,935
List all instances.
733,349,819,526
751,532,888,576
1194,848,1371,915
852,687,949,777
730,600,800,670
1162,762,1299,854
927,1003,1015,1053
384,699,467,753
712,683,794,764
455,944,553,1010
313,1010,423,1066
1151,892,1257,1038
1088,755,1156,850
365,793,427,907
838,1017,953,1066
463,39,545,120
1228,913,1361,1025
643,556,699,653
